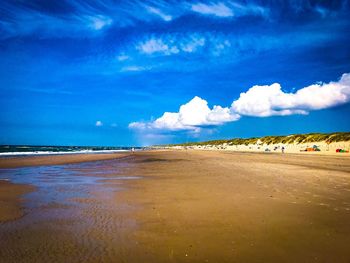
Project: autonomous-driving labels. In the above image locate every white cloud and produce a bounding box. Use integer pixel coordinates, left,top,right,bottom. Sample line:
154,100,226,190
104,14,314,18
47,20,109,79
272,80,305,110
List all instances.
232,73,350,117
95,120,103,127
146,6,172,21
191,2,234,17
190,2,269,19
229,2,269,17
117,54,129,61
181,36,206,52
86,15,113,31
121,66,147,72
212,39,231,56
136,34,210,56
130,73,350,132
137,38,179,55
129,96,240,131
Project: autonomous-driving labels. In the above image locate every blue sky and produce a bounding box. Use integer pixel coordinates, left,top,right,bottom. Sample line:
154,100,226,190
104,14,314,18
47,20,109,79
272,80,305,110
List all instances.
0,0,350,146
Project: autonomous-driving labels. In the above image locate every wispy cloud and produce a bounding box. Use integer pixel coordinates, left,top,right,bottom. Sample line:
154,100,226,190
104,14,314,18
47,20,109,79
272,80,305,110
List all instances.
116,28,336,73
136,35,207,55
137,38,179,55
117,54,130,61
130,73,350,132
135,34,213,56
0,1,168,39
95,120,103,127
0,1,271,39
189,1,269,18
191,2,234,17
0,12,113,39
146,6,172,21
1,0,347,40
120,65,149,72
131,33,277,59
86,15,113,30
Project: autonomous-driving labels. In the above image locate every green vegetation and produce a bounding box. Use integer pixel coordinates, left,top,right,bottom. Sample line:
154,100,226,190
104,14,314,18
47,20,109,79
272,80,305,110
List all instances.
167,132,350,147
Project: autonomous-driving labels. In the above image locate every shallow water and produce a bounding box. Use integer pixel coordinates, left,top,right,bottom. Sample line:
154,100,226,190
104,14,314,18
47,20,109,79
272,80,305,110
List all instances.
0,158,141,263
0,159,140,207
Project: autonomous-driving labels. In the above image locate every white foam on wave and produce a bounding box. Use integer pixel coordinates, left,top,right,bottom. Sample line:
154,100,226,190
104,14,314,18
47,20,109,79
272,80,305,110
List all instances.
0,149,130,157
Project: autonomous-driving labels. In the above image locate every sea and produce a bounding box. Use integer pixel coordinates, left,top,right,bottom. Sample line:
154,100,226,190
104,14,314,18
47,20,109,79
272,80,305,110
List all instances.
0,145,139,156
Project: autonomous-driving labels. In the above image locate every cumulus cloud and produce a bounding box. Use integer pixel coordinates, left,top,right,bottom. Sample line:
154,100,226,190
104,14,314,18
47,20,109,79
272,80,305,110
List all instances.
232,73,350,116
130,73,350,132
129,96,240,131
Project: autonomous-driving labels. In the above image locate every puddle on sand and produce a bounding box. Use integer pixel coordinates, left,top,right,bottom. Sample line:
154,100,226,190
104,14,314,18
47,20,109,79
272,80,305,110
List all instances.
0,159,142,262
0,159,141,208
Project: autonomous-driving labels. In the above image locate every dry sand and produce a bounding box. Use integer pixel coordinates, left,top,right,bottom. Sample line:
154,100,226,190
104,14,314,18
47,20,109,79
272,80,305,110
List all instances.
1,150,350,262
169,140,350,155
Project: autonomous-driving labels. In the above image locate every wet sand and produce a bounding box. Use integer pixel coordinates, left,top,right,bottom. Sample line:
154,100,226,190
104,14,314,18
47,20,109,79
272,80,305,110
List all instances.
1,150,350,262
0,180,35,222
0,152,131,168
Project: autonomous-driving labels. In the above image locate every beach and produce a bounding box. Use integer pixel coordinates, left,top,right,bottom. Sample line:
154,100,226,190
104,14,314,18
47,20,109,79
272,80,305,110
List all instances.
168,140,350,155
0,180,35,222
0,152,131,168
1,150,350,262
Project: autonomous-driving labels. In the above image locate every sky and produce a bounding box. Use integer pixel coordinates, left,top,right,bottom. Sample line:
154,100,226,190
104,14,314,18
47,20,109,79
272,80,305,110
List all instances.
0,0,350,146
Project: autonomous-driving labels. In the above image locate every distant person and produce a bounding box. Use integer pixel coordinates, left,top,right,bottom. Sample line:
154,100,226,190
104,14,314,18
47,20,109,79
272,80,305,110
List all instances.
131,147,135,153
281,146,285,153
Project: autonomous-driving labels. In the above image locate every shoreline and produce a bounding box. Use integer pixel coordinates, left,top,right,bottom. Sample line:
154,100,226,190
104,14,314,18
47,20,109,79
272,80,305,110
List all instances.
0,148,348,170
0,152,132,169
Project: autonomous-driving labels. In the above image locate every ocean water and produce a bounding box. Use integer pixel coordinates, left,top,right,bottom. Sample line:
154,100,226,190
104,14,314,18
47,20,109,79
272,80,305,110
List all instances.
0,145,139,156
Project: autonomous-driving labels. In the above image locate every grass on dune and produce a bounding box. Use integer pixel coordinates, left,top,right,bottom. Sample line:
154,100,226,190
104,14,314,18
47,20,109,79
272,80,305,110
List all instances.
167,132,350,147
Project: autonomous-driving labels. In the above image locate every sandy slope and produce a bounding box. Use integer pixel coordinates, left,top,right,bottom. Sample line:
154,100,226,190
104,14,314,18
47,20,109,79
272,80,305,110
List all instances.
170,141,350,155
